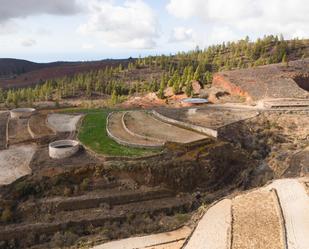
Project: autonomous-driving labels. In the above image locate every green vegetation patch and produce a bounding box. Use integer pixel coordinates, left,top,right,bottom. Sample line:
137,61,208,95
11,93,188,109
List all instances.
73,108,159,157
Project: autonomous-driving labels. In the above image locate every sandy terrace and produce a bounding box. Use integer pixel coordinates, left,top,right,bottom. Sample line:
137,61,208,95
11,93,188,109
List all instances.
232,190,284,249
0,111,9,150
92,226,191,249
108,112,163,147
8,118,32,144
185,199,231,249
0,145,36,185
28,114,55,138
266,178,309,249
47,114,82,133
124,111,206,143
157,108,258,129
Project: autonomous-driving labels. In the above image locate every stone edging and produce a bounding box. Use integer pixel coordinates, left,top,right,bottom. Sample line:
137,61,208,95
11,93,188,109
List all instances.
271,188,288,249
106,112,163,149
152,110,218,138
122,111,164,143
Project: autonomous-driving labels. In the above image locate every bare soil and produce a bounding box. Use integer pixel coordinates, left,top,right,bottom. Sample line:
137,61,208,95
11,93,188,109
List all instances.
124,111,206,143
8,118,32,145
232,190,284,249
0,112,8,150
47,114,82,133
0,145,36,185
108,112,162,147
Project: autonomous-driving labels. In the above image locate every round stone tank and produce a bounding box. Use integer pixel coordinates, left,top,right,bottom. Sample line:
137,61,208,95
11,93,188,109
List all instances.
49,140,80,159
10,108,36,119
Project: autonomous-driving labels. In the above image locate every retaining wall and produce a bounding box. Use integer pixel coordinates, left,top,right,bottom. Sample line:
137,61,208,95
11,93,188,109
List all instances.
152,110,218,138
106,112,164,149
122,111,164,143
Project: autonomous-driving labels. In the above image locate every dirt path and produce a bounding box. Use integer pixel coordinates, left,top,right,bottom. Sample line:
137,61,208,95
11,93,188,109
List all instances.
108,112,163,147
0,145,36,185
184,199,232,249
125,111,206,143
232,190,284,249
92,226,191,249
267,178,309,249
47,114,82,133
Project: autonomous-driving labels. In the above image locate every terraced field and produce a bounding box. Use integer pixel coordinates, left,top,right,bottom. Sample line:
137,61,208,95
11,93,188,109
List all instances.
123,111,206,143
107,111,207,148
107,112,163,148
183,178,309,249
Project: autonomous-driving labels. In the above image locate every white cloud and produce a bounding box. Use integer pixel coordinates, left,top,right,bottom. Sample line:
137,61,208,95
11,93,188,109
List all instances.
170,27,195,43
166,0,309,41
82,43,95,50
0,0,81,23
79,0,159,49
21,38,36,47
0,21,19,34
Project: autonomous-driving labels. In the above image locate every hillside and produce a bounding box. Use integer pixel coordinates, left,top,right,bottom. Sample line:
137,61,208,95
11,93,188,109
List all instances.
1,35,309,107
0,58,133,89
213,58,309,102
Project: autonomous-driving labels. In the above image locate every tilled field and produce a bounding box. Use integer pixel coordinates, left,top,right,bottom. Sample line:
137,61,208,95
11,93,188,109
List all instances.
107,112,163,147
232,191,284,249
124,111,206,143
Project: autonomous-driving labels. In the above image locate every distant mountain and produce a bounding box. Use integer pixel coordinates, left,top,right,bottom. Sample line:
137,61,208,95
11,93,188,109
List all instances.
0,58,64,77
0,58,133,89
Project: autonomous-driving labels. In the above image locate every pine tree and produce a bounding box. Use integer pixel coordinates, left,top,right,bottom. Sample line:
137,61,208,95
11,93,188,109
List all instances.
185,82,193,97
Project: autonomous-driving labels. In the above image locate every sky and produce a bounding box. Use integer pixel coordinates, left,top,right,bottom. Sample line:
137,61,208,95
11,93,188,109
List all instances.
1,0,309,62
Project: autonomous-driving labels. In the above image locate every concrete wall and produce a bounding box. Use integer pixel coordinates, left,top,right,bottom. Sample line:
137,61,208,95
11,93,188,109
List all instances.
106,112,163,149
152,110,218,138
10,108,36,119
49,140,80,159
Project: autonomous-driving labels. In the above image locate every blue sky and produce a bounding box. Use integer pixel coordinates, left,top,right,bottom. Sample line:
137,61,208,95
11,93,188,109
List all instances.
0,0,309,62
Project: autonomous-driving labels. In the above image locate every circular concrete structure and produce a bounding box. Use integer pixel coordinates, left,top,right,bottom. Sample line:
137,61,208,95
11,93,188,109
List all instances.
182,98,209,104
49,140,80,159
10,108,36,119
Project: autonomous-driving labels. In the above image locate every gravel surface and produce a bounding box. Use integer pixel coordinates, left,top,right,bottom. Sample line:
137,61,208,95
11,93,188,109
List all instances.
266,178,309,249
232,190,284,249
93,226,191,249
47,114,82,132
185,199,232,249
0,145,36,185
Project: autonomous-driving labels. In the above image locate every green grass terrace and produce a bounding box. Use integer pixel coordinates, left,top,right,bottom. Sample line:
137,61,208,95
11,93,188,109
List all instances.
60,108,161,157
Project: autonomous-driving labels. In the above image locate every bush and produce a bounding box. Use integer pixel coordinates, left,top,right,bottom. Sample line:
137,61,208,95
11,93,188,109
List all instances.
1,208,13,223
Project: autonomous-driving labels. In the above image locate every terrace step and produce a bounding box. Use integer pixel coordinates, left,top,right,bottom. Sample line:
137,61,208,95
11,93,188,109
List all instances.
0,196,193,241
123,111,207,144
107,112,163,148
21,188,174,215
